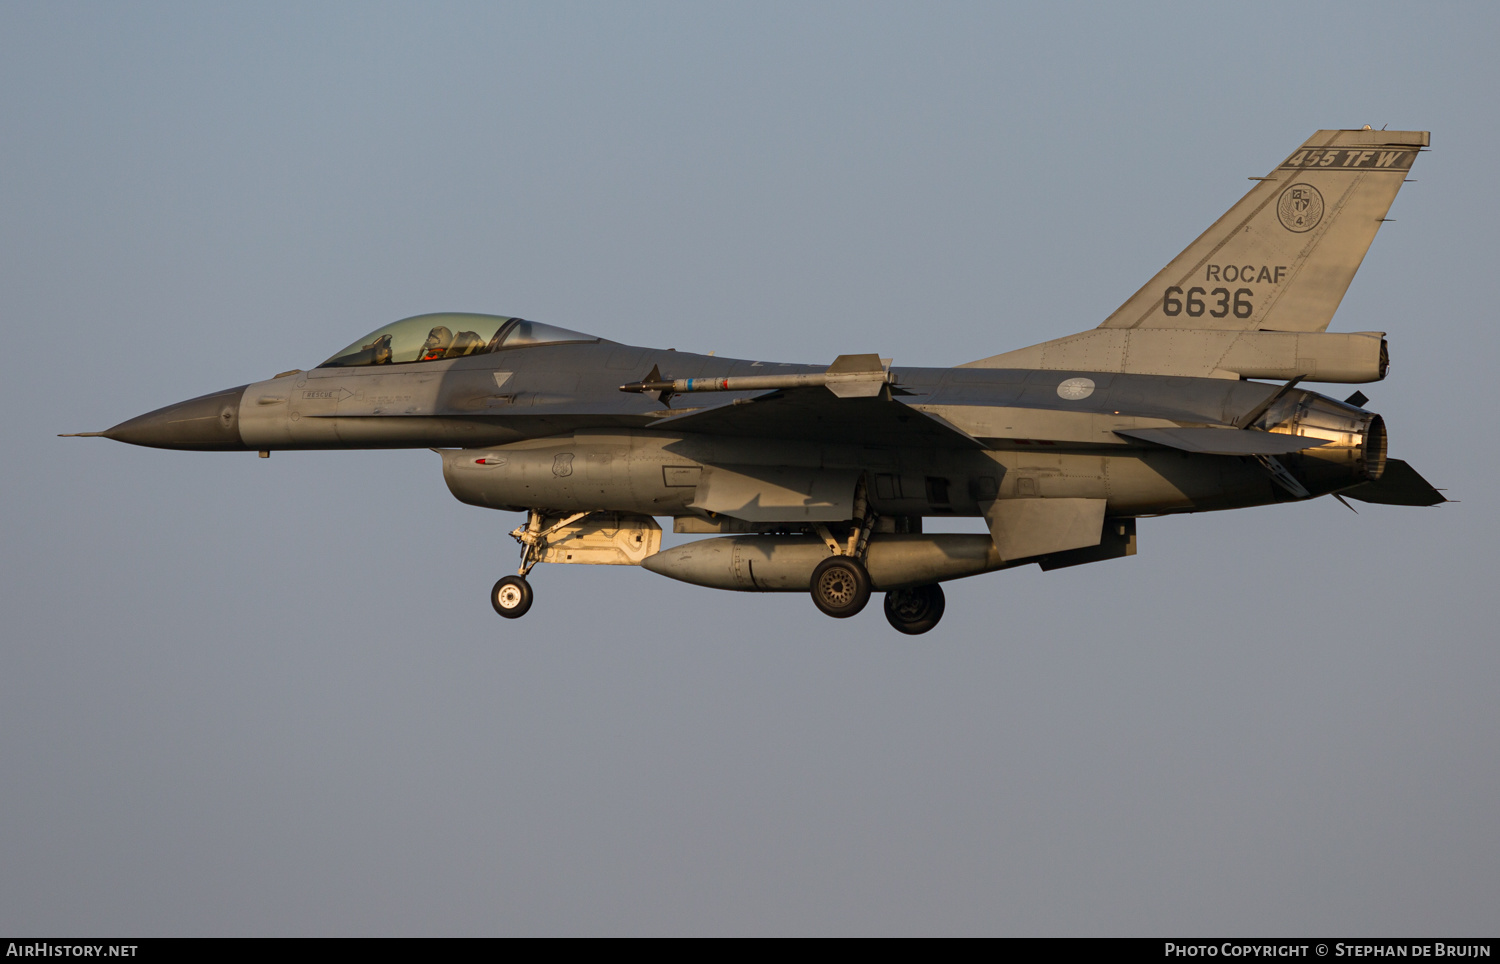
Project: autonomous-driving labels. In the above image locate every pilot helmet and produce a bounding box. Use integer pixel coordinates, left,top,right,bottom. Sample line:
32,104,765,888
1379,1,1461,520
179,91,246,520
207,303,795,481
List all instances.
419,326,454,361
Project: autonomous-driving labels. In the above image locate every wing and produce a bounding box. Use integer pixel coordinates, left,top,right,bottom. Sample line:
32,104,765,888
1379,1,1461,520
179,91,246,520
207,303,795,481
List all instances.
648,385,981,448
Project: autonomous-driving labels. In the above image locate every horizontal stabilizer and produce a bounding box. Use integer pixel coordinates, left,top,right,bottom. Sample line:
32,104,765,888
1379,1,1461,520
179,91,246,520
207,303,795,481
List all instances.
1116,427,1329,456
1341,459,1447,506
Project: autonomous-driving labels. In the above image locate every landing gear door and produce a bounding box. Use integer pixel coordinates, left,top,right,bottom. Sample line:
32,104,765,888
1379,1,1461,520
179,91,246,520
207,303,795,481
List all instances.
531,512,662,566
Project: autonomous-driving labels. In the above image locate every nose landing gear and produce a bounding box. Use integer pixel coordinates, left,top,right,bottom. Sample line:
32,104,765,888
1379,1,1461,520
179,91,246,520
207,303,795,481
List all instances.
489,508,582,620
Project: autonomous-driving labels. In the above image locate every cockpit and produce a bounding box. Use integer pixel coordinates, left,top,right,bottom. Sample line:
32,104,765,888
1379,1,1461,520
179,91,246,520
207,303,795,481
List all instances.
318,313,598,368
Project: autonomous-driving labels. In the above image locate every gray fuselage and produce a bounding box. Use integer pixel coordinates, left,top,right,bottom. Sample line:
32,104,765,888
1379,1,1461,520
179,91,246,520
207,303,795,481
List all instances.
103,337,1383,522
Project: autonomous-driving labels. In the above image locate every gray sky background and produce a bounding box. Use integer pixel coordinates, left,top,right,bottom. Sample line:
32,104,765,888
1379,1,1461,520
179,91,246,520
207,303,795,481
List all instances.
3,1,1496,936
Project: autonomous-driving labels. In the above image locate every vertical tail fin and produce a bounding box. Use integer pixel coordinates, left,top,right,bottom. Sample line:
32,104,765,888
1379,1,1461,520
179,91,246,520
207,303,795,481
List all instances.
1099,129,1427,333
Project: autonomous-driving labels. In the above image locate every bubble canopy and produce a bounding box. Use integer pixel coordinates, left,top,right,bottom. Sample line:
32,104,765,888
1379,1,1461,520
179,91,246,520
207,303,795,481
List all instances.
319,313,598,368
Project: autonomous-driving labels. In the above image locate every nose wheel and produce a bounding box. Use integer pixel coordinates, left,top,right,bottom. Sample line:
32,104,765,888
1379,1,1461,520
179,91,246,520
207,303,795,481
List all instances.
883,584,945,635
491,575,533,619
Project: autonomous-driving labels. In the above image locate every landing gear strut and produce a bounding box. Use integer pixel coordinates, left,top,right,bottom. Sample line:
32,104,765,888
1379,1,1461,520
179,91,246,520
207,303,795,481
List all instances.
883,584,945,635
808,479,878,619
489,508,590,619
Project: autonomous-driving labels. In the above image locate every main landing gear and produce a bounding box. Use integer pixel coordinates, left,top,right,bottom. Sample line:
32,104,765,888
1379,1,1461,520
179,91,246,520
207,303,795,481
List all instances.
806,485,880,620
804,484,945,634
883,583,945,635
810,556,872,618
807,553,946,633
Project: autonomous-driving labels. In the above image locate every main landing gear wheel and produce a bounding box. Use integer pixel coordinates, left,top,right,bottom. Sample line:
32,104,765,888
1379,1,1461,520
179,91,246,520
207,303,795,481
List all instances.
884,584,945,635
810,556,872,618
491,575,533,619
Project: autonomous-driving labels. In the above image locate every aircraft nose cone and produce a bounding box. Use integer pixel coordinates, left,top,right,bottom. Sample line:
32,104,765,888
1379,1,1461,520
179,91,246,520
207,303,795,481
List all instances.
103,385,249,450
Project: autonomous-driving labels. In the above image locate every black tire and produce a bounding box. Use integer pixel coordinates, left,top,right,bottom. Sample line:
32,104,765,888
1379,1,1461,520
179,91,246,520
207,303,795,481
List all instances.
883,584,946,635
810,556,872,618
491,575,533,618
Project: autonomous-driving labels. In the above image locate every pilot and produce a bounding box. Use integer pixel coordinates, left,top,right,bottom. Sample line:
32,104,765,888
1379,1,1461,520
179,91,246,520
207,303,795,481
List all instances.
418,326,454,361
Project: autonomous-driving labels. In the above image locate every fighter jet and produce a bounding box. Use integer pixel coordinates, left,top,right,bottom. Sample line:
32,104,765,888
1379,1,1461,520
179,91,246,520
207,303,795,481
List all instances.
65,128,1445,634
